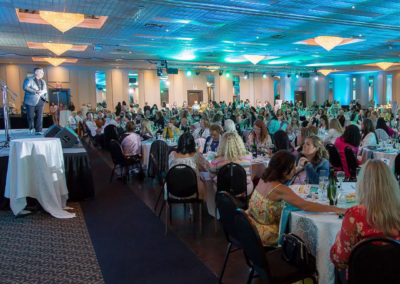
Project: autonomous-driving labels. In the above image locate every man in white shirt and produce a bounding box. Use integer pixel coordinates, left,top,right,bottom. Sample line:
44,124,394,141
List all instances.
192,101,200,111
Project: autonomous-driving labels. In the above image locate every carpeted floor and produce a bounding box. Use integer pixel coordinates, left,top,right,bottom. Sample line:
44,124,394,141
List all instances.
0,202,104,284
81,145,218,284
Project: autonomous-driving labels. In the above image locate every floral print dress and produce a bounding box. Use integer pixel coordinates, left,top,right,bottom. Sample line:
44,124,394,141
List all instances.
330,205,400,270
248,189,284,246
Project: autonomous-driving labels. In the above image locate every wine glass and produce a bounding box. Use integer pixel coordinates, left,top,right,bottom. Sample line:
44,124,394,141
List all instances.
337,171,345,191
319,176,327,202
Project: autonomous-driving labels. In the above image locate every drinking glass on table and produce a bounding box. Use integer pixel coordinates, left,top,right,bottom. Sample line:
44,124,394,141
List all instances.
337,171,345,190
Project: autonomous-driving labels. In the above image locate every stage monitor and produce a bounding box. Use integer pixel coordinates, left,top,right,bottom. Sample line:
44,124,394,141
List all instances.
167,68,178,74
44,125,62,138
55,126,78,148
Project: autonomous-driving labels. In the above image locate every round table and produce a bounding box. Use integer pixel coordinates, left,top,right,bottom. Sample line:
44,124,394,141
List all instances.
289,182,356,284
4,138,75,218
360,148,398,170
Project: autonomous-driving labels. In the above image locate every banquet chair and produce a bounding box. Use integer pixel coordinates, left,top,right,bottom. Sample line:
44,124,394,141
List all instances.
164,164,203,235
395,154,400,177
148,140,169,178
326,143,344,172
103,124,118,151
85,125,98,147
151,154,165,216
344,146,360,180
109,140,142,184
234,209,318,284
216,192,277,284
347,237,400,284
215,162,248,232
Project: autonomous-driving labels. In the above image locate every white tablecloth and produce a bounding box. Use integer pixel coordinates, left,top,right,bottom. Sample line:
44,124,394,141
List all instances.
59,110,71,127
141,140,177,167
4,138,75,218
360,148,398,170
289,183,356,284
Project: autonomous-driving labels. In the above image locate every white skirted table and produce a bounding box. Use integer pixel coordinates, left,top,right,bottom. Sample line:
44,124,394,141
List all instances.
141,140,177,168
360,148,398,170
4,138,75,218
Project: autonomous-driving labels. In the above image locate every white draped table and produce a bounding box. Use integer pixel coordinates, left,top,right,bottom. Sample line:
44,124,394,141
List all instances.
141,139,178,168
4,138,75,218
360,148,398,170
289,183,356,284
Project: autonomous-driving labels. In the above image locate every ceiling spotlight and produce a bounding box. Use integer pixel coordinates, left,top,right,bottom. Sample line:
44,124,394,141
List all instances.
295,72,299,78
166,81,170,86
315,76,319,81
244,71,249,79
219,70,224,76
225,71,231,78
186,69,193,76
271,72,275,78
262,72,267,79
287,73,291,78
157,67,163,76
195,71,200,75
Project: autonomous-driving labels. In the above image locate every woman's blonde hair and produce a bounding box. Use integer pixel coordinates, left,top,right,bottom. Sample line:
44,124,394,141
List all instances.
357,160,400,237
303,135,329,166
140,119,153,136
217,132,247,162
329,118,344,134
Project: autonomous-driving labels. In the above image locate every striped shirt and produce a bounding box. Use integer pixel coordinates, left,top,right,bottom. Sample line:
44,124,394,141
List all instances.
209,152,252,184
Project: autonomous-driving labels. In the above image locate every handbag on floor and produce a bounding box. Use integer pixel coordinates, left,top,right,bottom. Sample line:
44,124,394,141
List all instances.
281,233,316,272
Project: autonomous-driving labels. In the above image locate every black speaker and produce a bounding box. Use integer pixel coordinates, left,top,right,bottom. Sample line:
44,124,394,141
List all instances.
55,126,78,148
166,68,178,74
44,125,62,137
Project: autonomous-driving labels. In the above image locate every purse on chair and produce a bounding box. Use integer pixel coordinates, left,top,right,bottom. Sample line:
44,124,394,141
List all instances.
281,233,317,272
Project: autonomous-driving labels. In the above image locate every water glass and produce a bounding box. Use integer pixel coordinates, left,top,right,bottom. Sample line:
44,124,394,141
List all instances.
337,171,345,191
319,176,327,202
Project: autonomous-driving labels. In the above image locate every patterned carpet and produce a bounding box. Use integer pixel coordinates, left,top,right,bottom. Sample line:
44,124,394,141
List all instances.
0,202,105,284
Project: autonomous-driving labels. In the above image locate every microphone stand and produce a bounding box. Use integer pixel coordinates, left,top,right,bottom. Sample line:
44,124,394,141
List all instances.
0,79,17,148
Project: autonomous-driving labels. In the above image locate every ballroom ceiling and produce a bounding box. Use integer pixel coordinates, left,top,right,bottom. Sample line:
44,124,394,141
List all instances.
1,0,400,71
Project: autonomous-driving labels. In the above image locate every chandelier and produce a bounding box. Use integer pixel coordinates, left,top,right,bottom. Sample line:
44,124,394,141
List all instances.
207,66,220,72
376,62,393,70
314,36,343,51
44,58,67,66
244,55,265,65
39,11,84,33
319,70,333,76
43,43,73,56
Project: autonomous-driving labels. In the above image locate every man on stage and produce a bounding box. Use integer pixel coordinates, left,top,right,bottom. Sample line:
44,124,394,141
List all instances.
22,67,48,135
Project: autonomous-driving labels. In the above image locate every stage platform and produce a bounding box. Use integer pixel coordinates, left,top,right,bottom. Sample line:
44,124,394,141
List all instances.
0,129,95,210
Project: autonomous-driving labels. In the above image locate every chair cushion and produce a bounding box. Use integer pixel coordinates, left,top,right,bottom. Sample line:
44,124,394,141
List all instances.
259,248,315,283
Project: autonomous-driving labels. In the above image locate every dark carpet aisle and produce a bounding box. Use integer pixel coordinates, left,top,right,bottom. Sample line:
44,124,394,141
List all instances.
80,146,218,284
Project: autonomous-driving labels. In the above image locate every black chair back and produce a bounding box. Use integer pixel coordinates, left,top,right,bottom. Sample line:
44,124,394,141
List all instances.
104,124,118,150
348,237,400,284
326,143,343,170
166,164,198,200
150,154,163,187
234,209,269,276
344,146,359,177
216,192,240,242
109,140,126,165
148,140,169,177
395,154,400,177
217,162,247,197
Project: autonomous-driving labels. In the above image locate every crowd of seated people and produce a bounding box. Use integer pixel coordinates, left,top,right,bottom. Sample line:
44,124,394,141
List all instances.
67,97,400,282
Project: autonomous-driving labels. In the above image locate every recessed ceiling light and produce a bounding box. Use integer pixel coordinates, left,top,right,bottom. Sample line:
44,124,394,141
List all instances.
359,34,362,37
256,36,259,39
166,29,169,32
49,41,52,42
352,6,355,9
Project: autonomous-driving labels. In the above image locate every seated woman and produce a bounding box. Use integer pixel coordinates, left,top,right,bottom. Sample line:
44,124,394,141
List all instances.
154,111,165,129
323,118,343,145
358,118,379,155
140,119,153,141
246,120,272,151
203,124,222,153
376,117,394,137
162,117,181,139
248,150,345,246
295,126,318,151
120,121,141,156
192,118,210,139
349,113,361,129
334,125,361,177
101,113,119,134
330,160,400,284
273,130,291,152
295,135,330,185
267,113,280,136
224,119,237,133
68,111,78,131
209,132,253,195
319,114,329,131
167,133,210,215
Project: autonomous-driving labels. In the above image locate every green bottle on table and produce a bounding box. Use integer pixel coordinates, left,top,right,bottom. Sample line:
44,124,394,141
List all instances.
327,168,337,205
251,137,258,158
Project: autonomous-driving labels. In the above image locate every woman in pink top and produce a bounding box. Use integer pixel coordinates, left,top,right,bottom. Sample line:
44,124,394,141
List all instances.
333,125,361,177
121,121,141,156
